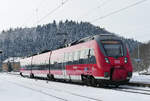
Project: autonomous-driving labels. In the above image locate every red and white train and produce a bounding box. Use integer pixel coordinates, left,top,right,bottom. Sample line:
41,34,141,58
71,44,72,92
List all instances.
20,34,133,86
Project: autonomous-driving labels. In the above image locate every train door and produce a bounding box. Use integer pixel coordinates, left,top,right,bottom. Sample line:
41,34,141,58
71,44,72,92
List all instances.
88,48,97,75
84,49,91,73
86,48,94,75
88,49,93,74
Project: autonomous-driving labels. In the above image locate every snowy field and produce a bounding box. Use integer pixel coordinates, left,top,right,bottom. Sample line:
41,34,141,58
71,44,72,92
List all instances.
130,73,150,84
0,73,150,101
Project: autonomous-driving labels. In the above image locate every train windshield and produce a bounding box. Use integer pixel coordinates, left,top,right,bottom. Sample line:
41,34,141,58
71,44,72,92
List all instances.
101,40,124,57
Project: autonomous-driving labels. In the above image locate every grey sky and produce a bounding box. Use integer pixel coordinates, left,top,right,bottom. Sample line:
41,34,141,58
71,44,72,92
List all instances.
0,0,149,42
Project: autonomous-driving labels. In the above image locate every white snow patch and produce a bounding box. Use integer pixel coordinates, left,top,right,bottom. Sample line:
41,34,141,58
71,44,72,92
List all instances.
0,73,150,101
130,72,150,84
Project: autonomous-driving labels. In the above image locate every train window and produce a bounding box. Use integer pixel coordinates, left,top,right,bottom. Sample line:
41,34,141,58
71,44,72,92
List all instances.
68,53,71,61
31,64,35,70
27,64,31,70
43,60,48,70
72,52,75,65
58,58,62,69
74,51,78,61
77,51,80,61
84,49,90,64
45,64,48,70
85,49,89,58
50,59,54,70
64,53,66,62
67,53,70,65
91,49,94,56
64,53,68,65
39,63,43,70
54,61,58,69
35,64,39,70
66,53,69,65
89,49,96,64
80,50,85,59
79,49,86,64
21,65,25,69
101,40,123,57
74,51,79,64
68,52,73,65
50,59,52,64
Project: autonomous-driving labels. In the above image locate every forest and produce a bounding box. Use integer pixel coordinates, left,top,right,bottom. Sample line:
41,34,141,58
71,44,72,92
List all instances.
0,20,143,71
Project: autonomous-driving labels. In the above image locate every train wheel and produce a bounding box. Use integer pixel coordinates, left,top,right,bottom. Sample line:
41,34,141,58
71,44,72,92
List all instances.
47,74,55,81
30,73,34,78
86,76,91,86
115,84,119,88
90,76,97,87
82,75,97,86
81,75,87,85
47,74,52,80
20,72,24,77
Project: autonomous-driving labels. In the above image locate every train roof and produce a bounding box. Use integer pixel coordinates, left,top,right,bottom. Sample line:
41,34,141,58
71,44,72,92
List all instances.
95,34,121,40
27,34,120,57
67,34,120,46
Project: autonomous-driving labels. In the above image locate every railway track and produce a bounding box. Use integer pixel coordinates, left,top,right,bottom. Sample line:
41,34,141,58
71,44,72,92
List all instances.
128,82,150,87
4,78,102,101
7,72,150,96
8,72,150,87
6,80,68,101
113,86,150,96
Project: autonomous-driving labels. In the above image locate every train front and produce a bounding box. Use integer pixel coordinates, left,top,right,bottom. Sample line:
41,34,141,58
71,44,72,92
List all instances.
96,36,133,85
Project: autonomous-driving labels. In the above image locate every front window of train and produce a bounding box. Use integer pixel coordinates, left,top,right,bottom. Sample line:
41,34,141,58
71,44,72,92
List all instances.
101,40,124,58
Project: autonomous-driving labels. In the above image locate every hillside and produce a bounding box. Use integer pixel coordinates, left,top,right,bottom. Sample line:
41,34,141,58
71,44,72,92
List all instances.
0,20,138,62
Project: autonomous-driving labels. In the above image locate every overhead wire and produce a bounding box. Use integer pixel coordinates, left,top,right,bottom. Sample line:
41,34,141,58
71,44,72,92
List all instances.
36,0,70,25
22,0,48,27
91,0,148,22
79,0,111,20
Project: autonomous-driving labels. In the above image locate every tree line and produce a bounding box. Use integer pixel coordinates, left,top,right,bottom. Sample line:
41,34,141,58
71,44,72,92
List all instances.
0,20,140,71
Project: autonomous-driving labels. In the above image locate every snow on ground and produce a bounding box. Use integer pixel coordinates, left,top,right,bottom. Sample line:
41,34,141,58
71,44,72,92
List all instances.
0,73,150,101
130,72,150,84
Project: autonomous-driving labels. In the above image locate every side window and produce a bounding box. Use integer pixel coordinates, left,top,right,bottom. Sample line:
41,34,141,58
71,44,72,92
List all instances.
77,51,80,60
27,64,31,70
64,53,67,63
68,52,72,65
72,52,75,65
74,51,79,65
85,49,90,64
85,49,89,58
77,51,81,64
57,59,60,69
89,49,96,64
65,53,69,65
50,60,54,70
68,52,74,65
79,50,85,64
39,63,43,70
54,61,58,70
44,60,48,70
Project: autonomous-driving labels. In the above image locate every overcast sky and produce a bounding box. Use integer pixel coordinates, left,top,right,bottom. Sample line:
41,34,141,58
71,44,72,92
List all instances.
0,0,149,42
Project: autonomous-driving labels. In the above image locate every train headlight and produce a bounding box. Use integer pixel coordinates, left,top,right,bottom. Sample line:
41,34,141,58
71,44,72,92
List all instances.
124,57,128,63
105,58,110,63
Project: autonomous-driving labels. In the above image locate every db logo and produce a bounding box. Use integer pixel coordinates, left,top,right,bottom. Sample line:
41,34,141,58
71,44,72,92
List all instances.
115,60,120,64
